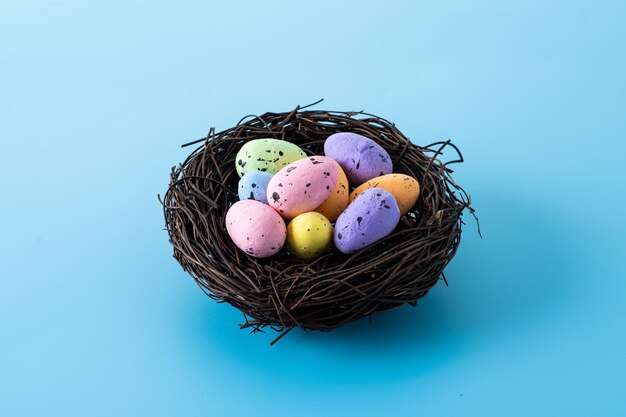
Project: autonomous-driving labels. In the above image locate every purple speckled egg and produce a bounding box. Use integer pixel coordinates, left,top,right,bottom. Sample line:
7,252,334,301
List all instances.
334,188,400,254
324,132,393,185
266,156,339,219
225,200,286,258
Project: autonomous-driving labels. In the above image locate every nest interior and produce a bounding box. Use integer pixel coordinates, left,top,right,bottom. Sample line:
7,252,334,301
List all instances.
162,103,475,343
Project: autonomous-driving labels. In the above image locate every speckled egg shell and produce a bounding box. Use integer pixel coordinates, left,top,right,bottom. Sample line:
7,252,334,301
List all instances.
313,161,349,222
235,138,307,177
286,212,334,261
349,173,420,215
238,170,273,204
266,156,339,219
324,132,393,185
225,200,286,258
334,188,400,254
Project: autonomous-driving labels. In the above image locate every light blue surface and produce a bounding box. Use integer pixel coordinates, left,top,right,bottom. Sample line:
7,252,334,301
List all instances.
1,1,625,416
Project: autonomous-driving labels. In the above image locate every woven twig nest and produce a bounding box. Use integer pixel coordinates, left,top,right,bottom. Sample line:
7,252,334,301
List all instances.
161,102,476,344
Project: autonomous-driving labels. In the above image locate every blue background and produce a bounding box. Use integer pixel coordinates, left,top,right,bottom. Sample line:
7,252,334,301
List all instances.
1,1,625,416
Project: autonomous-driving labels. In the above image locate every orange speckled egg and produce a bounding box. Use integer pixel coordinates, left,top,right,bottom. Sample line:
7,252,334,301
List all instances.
349,173,420,215
314,162,349,222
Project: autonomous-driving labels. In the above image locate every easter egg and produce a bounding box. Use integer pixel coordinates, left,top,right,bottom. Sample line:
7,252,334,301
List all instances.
238,170,273,204
349,173,420,215
266,156,338,219
286,212,334,260
324,132,393,185
225,200,286,258
334,188,400,254
235,138,306,177
313,162,349,222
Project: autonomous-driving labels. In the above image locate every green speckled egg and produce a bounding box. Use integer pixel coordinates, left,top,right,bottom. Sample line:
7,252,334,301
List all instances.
235,139,307,177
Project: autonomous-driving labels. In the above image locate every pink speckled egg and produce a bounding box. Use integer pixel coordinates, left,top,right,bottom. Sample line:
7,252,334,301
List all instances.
266,156,339,219
225,200,286,258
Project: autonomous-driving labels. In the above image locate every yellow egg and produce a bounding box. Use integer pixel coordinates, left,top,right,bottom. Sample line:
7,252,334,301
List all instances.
286,212,334,261
349,173,420,215
314,162,349,222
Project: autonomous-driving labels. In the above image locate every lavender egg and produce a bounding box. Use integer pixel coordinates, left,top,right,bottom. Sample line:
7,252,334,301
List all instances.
324,132,393,185
334,188,400,254
238,170,273,204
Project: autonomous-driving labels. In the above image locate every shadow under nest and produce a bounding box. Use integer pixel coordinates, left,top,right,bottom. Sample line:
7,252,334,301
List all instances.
161,102,476,344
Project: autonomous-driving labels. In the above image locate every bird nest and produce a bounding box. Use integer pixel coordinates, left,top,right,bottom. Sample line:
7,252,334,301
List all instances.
161,102,477,344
